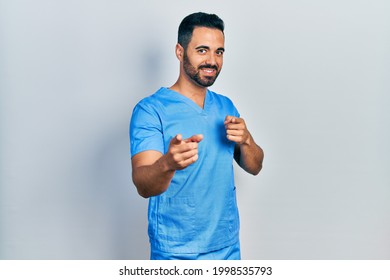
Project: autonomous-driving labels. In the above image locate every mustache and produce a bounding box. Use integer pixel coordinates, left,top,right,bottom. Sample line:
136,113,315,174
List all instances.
199,64,218,71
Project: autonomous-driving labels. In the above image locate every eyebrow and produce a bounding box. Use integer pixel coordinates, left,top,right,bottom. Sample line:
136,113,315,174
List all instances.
195,45,225,52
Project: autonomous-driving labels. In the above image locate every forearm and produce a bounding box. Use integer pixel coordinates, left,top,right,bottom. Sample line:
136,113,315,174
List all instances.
235,133,264,175
131,134,203,198
132,155,175,198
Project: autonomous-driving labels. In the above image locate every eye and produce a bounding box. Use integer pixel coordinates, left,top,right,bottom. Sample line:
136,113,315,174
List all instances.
216,50,224,56
197,49,207,54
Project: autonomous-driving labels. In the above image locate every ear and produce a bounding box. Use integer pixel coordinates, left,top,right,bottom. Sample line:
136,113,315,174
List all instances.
175,43,184,62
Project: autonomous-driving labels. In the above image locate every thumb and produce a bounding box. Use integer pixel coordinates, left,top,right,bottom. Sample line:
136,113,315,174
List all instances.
171,134,183,145
224,115,235,125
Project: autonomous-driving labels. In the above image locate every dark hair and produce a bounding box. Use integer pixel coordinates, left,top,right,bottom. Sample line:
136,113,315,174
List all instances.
178,12,224,50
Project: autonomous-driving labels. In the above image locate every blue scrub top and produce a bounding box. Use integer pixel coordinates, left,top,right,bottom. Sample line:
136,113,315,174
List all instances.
130,87,240,254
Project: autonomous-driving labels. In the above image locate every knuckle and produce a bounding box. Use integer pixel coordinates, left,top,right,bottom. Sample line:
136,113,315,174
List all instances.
172,154,181,162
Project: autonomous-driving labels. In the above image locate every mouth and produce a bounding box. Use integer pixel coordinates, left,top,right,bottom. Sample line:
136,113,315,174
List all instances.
200,68,217,76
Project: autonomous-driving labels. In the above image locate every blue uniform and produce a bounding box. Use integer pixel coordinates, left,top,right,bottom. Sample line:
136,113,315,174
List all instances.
130,87,240,258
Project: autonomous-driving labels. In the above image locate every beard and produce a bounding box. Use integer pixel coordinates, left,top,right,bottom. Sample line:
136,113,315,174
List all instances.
183,51,220,87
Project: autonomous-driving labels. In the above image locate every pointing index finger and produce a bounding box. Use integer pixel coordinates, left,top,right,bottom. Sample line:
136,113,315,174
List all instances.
184,134,204,143
224,115,235,125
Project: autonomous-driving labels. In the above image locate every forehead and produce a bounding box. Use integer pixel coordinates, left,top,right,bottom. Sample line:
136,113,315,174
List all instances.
189,27,225,47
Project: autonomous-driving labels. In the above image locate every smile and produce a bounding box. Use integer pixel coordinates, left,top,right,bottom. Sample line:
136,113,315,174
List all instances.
201,68,216,75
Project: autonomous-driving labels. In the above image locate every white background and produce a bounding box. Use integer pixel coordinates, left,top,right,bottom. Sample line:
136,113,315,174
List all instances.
1,0,389,259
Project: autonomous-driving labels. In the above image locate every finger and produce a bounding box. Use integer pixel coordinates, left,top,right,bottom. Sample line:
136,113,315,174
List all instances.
171,141,198,154
224,115,235,125
226,134,242,143
184,134,204,143
226,129,244,136
225,122,245,130
177,153,199,169
171,134,183,145
179,148,199,161
172,149,194,164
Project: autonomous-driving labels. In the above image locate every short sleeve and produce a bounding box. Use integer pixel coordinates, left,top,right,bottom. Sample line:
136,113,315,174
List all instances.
129,101,164,157
225,95,240,118
233,104,240,118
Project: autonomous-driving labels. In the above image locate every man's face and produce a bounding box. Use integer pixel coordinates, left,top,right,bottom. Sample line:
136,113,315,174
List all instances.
182,27,225,87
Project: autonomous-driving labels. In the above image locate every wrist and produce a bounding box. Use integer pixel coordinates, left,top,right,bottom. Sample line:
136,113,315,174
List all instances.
242,133,252,146
157,154,176,173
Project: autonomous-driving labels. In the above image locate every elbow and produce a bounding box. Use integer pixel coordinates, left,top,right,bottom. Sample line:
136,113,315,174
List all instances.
252,149,264,175
137,188,151,199
133,180,154,198
132,173,150,198
241,161,263,176
132,177,151,198
250,154,264,175
250,164,262,176
136,186,166,198
132,175,167,198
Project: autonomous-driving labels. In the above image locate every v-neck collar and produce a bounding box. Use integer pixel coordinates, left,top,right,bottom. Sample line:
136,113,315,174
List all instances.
164,87,210,114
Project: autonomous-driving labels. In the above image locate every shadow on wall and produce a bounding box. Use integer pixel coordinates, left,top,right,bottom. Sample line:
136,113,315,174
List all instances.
73,35,168,259
88,118,149,259
86,43,167,259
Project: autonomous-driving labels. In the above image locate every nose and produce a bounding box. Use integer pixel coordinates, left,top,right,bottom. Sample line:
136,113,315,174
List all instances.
206,53,217,66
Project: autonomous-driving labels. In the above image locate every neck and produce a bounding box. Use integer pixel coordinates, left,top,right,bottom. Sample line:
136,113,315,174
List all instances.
170,76,207,108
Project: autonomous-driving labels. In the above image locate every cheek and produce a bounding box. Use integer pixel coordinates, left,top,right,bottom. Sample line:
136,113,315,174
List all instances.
194,57,207,66
187,55,203,68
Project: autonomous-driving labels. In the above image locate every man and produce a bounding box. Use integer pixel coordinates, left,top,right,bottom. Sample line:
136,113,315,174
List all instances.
130,12,264,260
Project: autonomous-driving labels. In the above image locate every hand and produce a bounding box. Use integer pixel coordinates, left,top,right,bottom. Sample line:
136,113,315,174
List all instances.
164,134,203,170
224,116,250,145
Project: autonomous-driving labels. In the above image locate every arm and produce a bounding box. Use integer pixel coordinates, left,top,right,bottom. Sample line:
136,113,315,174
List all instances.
132,134,203,198
224,116,264,175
